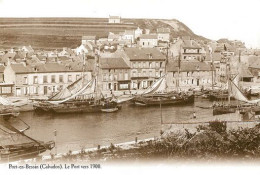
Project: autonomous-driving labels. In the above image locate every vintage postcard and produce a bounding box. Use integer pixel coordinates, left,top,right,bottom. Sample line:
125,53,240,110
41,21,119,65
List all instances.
0,0,260,174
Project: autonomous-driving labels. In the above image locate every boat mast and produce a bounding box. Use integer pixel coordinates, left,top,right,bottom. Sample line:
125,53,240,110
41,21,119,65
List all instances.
226,53,231,104
210,49,214,90
82,51,85,86
165,42,169,93
177,44,181,93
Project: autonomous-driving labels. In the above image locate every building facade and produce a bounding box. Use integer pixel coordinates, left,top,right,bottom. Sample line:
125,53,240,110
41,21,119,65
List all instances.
108,16,121,23
166,61,214,91
139,34,158,48
100,57,131,91
123,48,166,89
4,63,92,97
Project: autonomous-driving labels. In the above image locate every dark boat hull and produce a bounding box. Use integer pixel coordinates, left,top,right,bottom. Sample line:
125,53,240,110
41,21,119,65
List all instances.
0,141,54,162
33,101,120,114
132,95,194,106
213,106,237,116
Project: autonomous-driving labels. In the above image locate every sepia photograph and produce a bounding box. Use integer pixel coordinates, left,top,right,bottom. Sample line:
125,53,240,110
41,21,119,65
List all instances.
0,0,260,174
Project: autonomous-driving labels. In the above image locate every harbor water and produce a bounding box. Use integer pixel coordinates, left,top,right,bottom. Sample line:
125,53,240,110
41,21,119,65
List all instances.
14,98,216,155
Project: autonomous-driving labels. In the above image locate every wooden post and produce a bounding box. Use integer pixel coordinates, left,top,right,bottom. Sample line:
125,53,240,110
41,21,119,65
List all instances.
54,129,57,155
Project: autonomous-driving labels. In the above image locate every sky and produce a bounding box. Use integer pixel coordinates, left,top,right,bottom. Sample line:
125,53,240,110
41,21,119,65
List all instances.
0,0,260,48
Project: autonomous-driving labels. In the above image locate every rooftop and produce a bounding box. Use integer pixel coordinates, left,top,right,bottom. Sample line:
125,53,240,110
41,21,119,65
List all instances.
100,57,130,69
167,60,213,72
140,34,158,40
124,48,165,61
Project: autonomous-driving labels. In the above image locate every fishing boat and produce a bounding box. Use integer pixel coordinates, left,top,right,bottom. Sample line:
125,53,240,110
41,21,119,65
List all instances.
0,118,54,162
133,93,194,106
0,97,21,120
131,75,194,106
33,54,121,114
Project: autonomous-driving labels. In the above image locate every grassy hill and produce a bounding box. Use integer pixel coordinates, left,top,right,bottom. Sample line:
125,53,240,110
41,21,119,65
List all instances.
0,17,209,50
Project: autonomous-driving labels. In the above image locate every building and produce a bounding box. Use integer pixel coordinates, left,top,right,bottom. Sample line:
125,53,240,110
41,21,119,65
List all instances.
123,48,166,89
139,34,158,48
100,57,131,91
3,62,92,96
166,60,214,91
108,16,121,23
157,28,170,42
181,39,203,61
21,45,34,53
122,30,135,43
134,27,143,39
248,56,260,83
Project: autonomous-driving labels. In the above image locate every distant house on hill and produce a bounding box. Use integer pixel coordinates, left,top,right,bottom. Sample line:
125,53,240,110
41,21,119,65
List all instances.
157,28,170,42
139,34,158,48
108,16,121,24
21,45,34,53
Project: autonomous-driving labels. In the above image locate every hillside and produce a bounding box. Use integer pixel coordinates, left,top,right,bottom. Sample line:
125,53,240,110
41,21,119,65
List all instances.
0,18,209,50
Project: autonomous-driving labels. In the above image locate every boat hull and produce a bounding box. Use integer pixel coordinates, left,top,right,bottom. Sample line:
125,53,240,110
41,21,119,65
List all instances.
0,141,54,162
132,95,194,106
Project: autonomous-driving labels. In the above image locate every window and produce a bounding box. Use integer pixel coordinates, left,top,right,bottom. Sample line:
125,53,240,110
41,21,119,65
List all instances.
68,75,72,82
76,75,80,80
160,62,163,68
51,75,56,83
59,75,63,83
149,62,152,68
150,71,153,77
103,74,107,81
119,72,123,80
23,77,28,84
52,86,55,92
33,76,38,84
43,75,48,83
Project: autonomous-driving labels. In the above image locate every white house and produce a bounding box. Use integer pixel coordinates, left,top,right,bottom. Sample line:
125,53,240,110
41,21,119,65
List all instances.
139,34,158,48
108,16,121,23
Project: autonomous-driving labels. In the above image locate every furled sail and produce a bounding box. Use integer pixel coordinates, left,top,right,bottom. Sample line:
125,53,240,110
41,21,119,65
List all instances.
48,78,95,104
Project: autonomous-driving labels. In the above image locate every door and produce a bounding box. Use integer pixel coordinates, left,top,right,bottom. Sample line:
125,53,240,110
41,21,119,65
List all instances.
44,86,48,95
16,88,21,96
197,79,200,86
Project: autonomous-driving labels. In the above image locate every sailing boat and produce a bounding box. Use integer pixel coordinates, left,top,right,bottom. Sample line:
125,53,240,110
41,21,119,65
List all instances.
0,115,54,162
0,96,20,120
33,53,120,113
213,51,260,116
131,44,194,106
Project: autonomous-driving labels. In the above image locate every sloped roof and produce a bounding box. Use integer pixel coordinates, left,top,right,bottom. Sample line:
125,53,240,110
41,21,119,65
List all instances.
240,67,253,78
124,48,165,61
65,59,95,72
248,56,260,68
140,34,158,39
10,63,33,73
100,57,130,69
182,40,201,49
23,45,34,52
212,52,222,61
167,60,213,72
